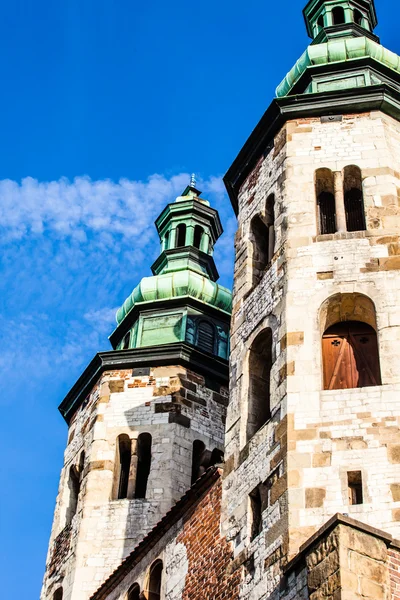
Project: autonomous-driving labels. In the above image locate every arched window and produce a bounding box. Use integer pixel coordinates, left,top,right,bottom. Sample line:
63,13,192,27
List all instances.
122,331,131,350
191,441,224,484
176,223,187,247
53,589,63,600
250,195,275,288
164,230,170,250
115,435,132,500
354,9,363,26
343,165,366,232
193,225,203,249
135,433,152,499
247,329,273,441
322,322,381,390
66,451,84,523
196,321,215,354
148,560,163,600
332,6,345,24
127,583,140,600
317,14,324,28
316,168,336,234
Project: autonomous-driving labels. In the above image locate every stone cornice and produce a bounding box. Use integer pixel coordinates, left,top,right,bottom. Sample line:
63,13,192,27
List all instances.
58,342,229,424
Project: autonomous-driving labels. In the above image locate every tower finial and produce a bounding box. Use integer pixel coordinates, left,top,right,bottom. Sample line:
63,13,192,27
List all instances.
190,173,197,188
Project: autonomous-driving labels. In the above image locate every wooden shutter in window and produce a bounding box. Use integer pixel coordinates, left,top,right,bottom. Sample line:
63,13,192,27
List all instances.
197,321,215,354
322,322,381,390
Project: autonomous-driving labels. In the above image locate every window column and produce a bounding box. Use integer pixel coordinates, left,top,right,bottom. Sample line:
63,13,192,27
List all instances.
334,171,347,232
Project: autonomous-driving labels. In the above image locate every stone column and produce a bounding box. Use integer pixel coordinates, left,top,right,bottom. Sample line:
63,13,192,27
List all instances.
334,170,347,232
200,232,210,253
344,7,353,23
326,9,333,26
169,227,177,249
186,225,195,246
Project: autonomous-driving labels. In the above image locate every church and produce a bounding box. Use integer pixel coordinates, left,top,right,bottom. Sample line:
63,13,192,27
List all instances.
41,1,400,598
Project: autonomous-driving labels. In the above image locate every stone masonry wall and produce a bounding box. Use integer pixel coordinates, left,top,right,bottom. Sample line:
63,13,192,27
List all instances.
41,365,228,600
94,473,242,600
223,111,400,599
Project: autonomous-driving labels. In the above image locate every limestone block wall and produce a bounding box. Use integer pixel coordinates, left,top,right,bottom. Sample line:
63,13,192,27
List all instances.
41,365,227,600
223,111,400,598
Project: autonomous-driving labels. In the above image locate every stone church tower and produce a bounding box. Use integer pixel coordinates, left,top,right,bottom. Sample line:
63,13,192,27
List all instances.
222,0,400,595
40,184,232,600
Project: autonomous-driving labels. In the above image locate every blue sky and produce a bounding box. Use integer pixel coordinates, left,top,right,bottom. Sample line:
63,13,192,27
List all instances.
0,0,397,597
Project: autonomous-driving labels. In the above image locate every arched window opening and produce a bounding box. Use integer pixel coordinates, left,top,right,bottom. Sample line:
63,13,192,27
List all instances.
193,225,203,249
122,331,131,350
316,168,336,234
191,441,224,484
116,435,132,500
53,588,63,600
135,433,152,499
317,14,324,28
343,165,366,232
164,230,170,250
354,9,363,26
148,560,163,600
127,583,140,600
332,6,345,24
196,321,215,354
322,321,381,390
176,223,187,247
66,451,84,523
247,329,273,442
250,195,275,288
266,194,275,264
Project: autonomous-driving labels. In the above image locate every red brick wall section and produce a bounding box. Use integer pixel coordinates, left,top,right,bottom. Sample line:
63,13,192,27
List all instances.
177,477,242,600
389,548,400,600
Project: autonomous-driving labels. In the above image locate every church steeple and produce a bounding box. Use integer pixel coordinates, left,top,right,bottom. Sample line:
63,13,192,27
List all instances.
304,0,378,44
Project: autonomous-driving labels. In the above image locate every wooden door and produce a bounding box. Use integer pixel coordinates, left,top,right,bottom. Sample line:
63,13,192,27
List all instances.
322,321,381,390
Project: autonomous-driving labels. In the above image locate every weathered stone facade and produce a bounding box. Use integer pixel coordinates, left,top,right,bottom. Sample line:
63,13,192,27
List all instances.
41,366,228,600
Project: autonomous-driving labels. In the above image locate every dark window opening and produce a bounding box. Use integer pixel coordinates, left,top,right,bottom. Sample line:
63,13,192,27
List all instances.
128,583,141,600
148,560,163,600
53,589,63,600
176,223,186,247
66,451,84,523
344,166,366,232
193,225,203,249
196,321,215,354
332,6,345,24
322,321,381,390
191,440,224,484
316,168,336,234
164,230,170,250
249,486,262,540
135,433,152,499
122,331,131,350
250,195,275,288
247,329,273,441
317,14,324,28
117,435,131,500
348,471,363,505
354,9,363,25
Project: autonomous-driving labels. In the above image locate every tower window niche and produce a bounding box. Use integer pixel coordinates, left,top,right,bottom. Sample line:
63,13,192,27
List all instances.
250,194,275,288
193,225,203,249
53,589,63,600
247,329,273,441
122,331,131,350
316,168,336,235
135,433,152,499
115,435,132,500
127,583,140,600
317,14,324,29
348,471,363,505
176,223,187,247
354,9,363,26
191,440,224,484
66,451,85,523
343,165,366,232
147,560,163,600
332,6,345,25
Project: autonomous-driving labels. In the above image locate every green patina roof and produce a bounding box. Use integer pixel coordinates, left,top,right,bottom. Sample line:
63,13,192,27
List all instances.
276,36,400,97
116,270,232,324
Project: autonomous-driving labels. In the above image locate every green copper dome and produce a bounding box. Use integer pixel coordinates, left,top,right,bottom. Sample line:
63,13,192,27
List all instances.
116,270,232,325
276,36,400,98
